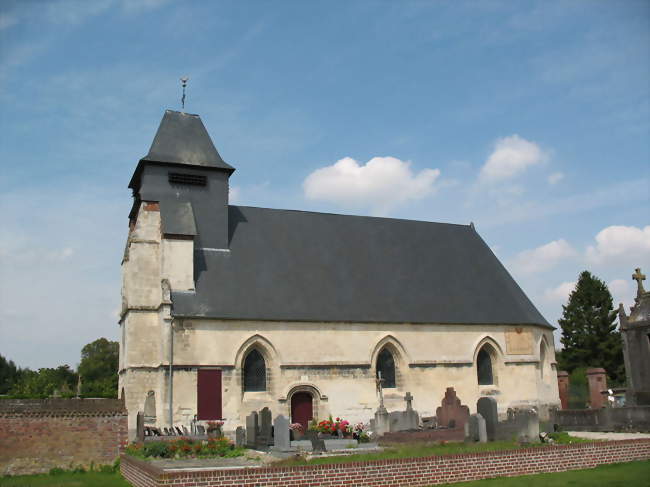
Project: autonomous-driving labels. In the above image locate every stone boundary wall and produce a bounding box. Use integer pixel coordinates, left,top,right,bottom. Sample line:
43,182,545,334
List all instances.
0,398,128,475
552,406,650,432
121,439,650,487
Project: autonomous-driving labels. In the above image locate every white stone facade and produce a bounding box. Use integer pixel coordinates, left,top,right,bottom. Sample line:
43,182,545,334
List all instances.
119,202,560,439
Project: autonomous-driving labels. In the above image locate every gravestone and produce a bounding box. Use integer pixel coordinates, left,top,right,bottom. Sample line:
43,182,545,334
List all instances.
436,387,470,429
374,406,390,436
477,397,498,441
499,408,540,443
467,413,487,443
306,430,326,453
257,407,272,448
182,425,190,436
136,411,145,442
273,415,291,451
197,424,205,435
235,426,246,448
245,411,259,448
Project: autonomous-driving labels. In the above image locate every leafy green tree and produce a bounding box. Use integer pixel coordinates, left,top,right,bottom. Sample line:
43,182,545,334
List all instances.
0,354,22,394
557,270,625,384
77,338,119,398
9,365,77,398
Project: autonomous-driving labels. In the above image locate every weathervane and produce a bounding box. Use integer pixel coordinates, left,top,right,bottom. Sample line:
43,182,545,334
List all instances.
180,76,189,110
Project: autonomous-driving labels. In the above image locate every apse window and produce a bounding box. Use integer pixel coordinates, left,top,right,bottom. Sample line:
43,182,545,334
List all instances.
376,348,396,388
243,349,266,392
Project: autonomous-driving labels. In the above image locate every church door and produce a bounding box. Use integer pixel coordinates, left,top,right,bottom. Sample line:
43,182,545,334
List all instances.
291,392,313,431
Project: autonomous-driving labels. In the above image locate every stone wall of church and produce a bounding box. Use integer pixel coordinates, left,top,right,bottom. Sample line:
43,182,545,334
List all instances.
127,319,560,435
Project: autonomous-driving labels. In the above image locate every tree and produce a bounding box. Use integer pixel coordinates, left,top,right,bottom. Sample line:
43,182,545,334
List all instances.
9,365,77,398
557,270,625,383
77,338,119,398
0,354,23,394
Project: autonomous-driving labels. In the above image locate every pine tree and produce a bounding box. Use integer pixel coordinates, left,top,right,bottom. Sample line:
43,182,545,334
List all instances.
557,270,625,383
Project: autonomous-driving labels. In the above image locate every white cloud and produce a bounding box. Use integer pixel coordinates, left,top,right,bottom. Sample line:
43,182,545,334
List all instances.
303,156,440,214
586,225,650,265
608,278,635,310
511,239,576,274
547,172,564,185
479,135,546,183
544,281,576,304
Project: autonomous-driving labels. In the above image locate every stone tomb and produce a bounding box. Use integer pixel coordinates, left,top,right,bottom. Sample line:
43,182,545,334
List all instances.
272,415,290,451
245,411,259,448
477,397,498,441
235,426,245,448
257,407,273,449
388,392,420,432
465,413,487,443
436,387,470,429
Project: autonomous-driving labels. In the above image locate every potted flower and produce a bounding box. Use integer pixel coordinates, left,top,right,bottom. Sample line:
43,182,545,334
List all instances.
289,423,304,440
206,420,224,438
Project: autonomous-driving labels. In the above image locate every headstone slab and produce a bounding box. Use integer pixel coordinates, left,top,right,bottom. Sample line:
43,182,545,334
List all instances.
245,411,259,448
436,387,470,429
467,413,487,443
306,430,326,453
273,414,291,451
374,407,391,436
257,407,273,448
477,397,498,441
235,426,246,448
136,411,145,443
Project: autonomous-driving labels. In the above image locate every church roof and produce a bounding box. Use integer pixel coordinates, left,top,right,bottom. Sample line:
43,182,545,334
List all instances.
170,206,551,328
141,110,234,172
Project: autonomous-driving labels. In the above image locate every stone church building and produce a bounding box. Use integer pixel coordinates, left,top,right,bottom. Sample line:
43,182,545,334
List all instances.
119,110,560,437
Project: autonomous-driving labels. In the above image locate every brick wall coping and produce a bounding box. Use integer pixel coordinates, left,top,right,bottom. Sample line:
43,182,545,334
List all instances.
0,398,126,414
0,411,128,418
122,438,650,480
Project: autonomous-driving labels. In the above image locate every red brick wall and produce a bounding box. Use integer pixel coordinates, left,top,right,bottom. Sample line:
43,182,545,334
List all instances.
0,411,128,475
122,439,650,487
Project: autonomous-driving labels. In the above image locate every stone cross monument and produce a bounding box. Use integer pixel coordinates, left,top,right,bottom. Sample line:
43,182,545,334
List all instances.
619,267,650,406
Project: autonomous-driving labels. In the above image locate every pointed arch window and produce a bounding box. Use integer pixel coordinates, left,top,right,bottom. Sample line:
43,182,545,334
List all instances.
243,349,266,392
477,347,494,385
376,348,396,389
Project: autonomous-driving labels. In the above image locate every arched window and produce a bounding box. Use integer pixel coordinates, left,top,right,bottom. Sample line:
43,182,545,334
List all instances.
477,347,494,385
540,341,548,380
376,348,396,388
243,349,266,392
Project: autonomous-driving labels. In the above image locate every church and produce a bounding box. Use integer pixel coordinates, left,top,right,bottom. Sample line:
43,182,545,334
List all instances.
119,110,560,438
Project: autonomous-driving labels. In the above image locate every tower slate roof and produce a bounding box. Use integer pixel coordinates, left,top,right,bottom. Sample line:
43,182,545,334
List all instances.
142,110,234,171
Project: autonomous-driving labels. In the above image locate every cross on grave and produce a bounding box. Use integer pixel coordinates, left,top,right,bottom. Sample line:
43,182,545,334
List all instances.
376,371,385,409
404,392,413,411
633,268,646,297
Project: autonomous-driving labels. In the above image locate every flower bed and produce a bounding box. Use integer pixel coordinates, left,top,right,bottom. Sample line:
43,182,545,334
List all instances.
125,437,244,460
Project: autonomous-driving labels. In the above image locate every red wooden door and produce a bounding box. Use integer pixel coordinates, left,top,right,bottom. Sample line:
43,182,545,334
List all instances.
197,369,222,420
291,392,313,431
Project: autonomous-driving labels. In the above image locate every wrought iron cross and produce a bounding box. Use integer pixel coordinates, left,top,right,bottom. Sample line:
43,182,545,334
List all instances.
180,77,189,110
632,267,646,296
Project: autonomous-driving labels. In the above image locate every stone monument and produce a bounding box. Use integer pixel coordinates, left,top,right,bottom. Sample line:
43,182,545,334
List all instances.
436,387,470,429
273,414,291,451
373,372,390,436
619,268,650,406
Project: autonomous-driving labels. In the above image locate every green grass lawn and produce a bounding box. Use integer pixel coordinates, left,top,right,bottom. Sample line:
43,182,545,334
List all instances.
437,460,650,486
0,471,130,487
273,433,592,467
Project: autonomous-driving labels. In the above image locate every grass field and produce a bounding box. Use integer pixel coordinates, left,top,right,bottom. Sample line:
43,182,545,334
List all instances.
437,460,650,486
0,471,130,487
274,432,592,467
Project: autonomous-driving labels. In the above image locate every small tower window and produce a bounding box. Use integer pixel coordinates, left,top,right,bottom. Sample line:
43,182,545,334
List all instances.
243,350,266,392
376,348,396,388
477,347,494,385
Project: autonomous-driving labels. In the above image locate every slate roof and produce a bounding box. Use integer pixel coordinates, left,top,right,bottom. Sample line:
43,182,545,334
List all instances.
171,206,551,327
142,110,234,171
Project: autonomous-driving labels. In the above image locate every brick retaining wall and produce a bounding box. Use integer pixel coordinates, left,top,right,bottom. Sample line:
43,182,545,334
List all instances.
121,439,650,487
0,399,128,475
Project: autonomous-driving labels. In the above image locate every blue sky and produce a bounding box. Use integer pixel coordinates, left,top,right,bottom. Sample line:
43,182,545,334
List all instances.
0,0,648,370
